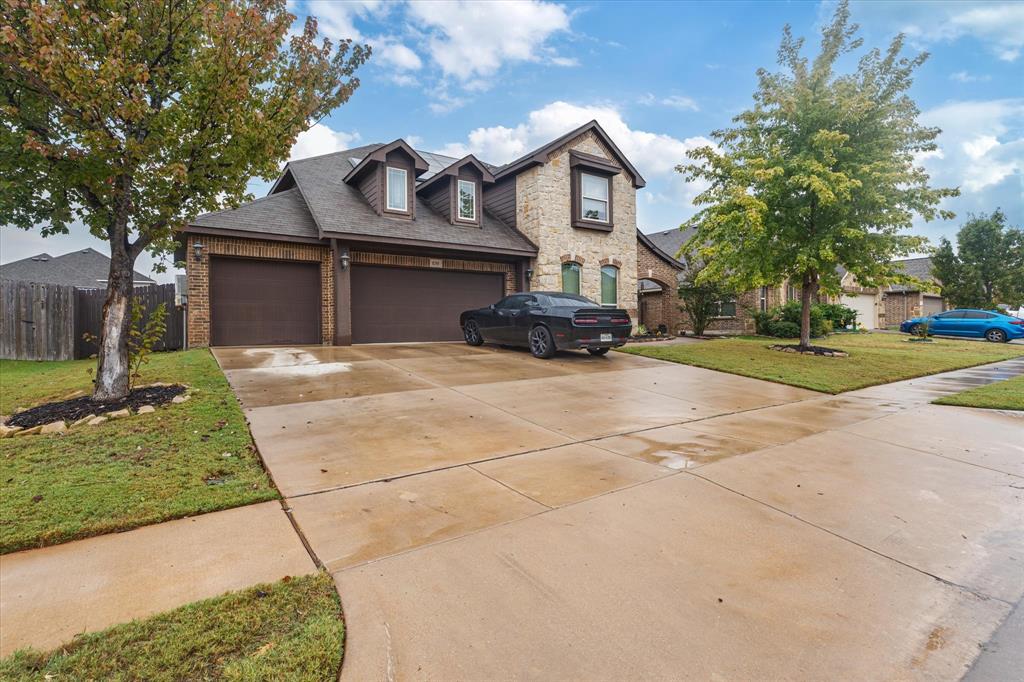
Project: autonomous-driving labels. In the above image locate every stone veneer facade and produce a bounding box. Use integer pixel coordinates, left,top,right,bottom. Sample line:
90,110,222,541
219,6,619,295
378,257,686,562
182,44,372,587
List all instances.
515,130,638,318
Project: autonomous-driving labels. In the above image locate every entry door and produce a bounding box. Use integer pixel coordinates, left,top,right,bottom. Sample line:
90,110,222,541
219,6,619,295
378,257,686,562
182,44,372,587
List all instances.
350,265,505,343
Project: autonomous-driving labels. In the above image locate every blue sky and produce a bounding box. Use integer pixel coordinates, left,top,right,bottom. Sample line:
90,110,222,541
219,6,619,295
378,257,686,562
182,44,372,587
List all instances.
3,0,1022,281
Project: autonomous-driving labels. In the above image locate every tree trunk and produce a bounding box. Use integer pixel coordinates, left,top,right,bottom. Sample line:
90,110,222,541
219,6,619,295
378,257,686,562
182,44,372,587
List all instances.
92,241,135,401
798,270,819,349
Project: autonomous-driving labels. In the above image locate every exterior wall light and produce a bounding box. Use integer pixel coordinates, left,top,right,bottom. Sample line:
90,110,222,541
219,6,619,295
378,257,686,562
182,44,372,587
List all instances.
525,268,534,280
192,242,204,261
340,253,350,270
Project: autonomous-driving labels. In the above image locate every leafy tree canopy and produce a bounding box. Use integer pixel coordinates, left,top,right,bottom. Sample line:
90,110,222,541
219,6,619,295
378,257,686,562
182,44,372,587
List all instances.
931,210,1024,309
678,0,957,345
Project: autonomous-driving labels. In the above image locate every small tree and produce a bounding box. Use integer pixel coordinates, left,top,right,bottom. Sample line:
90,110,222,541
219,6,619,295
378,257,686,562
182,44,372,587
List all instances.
1,0,369,400
679,0,957,349
931,210,1024,309
677,255,735,336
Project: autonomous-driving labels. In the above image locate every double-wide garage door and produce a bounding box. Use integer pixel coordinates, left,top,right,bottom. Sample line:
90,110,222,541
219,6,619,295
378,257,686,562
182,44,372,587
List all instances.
351,265,504,343
210,257,320,346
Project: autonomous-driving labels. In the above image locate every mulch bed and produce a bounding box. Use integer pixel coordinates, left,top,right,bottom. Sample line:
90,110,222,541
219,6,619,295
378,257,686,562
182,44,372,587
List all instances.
769,344,849,357
4,384,186,428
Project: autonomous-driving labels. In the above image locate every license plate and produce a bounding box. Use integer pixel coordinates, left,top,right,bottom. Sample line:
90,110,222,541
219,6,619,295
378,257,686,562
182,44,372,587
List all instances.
600,333,613,343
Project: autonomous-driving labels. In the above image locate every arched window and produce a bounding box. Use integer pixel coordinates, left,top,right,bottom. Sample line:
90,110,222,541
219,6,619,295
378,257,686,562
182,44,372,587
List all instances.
561,262,581,294
600,265,618,305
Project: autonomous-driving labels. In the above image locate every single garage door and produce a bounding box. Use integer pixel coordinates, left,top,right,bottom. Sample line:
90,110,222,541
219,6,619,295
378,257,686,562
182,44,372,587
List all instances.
351,265,505,343
210,257,320,346
922,295,944,316
841,293,878,329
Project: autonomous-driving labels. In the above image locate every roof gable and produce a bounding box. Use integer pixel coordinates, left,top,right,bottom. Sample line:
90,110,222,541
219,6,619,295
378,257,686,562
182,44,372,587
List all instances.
342,139,429,185
415,154,495,195
494,120,646,188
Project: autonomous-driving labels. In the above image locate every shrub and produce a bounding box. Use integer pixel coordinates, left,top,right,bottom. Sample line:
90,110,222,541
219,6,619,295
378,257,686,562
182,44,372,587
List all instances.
817,302,859,329
756,301,830,338
766,320,801,337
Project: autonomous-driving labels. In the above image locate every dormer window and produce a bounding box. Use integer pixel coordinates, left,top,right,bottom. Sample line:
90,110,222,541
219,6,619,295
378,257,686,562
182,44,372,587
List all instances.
457,179,476,221
386,167,408,212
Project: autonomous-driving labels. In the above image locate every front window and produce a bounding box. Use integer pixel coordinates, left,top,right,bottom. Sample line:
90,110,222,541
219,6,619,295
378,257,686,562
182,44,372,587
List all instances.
580,172,609,222
386,167,407,212
457,179,476,221
561,262,581,294
600,265,618,305
714,298,737,317
759,286,769,312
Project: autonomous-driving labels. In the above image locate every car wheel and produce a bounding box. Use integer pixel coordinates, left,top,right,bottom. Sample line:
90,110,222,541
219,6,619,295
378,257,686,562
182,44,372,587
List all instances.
985,328,1007,343
908,323,924,336
463,319,484,346
587,347,610,356
529,326,556,359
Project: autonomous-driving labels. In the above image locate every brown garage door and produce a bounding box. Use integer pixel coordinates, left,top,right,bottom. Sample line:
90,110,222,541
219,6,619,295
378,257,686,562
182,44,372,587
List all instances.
210,257,320,346
351,265,505,343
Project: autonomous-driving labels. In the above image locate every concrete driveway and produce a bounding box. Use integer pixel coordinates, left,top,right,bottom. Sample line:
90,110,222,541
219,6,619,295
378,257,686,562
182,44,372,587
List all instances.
214,344,1024,680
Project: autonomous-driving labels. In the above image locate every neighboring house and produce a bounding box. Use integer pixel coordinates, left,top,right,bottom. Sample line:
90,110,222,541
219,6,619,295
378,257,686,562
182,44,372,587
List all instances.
637,228,943,334
177,120,645,347
0,248,155,289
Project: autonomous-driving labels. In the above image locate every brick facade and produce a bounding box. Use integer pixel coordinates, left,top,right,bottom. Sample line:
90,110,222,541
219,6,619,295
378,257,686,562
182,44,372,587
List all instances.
186,235,335,347
516,130,638,320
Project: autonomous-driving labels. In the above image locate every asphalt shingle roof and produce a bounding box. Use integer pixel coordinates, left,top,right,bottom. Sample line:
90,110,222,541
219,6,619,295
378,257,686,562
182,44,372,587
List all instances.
643,227,696,264
887,257,937,292
190,187,319,240
0,248,154,288
189,143,536,255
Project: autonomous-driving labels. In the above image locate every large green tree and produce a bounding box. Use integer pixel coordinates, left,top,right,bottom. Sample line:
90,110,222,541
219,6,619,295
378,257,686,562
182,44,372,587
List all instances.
1,0,369,399
931,210,1024,309
679,0,957,348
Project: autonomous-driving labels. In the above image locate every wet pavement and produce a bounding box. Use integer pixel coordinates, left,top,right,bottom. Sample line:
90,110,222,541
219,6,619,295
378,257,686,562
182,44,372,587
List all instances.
206,343,1024,680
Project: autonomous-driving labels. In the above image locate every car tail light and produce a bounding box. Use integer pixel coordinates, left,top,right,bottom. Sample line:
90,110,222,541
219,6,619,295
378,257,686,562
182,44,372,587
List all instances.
1010,320,1023,325
610,317,630,325
574,317,600,325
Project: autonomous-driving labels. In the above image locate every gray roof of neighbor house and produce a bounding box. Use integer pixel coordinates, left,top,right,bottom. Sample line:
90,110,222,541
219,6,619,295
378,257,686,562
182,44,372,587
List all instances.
0,248,155,288
191,142,537,256
643,227,696,265
887,257,938,293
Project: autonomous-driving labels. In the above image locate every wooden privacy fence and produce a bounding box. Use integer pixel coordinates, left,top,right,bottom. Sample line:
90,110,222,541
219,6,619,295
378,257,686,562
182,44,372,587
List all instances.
0,280,183,361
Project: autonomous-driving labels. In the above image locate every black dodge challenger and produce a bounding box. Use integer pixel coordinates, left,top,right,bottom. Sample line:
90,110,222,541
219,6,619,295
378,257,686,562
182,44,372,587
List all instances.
460,292,632,359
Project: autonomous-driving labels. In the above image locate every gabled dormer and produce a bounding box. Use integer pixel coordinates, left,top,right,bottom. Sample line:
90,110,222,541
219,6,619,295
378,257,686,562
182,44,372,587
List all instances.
415,155,495,228
343,139,429,220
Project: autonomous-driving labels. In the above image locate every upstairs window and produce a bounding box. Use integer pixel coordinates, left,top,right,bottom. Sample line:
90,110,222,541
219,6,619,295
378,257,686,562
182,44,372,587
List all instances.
600,265,618,306
386,167,407,212
457,179,476,221
581,173,609,222
562,262,581,295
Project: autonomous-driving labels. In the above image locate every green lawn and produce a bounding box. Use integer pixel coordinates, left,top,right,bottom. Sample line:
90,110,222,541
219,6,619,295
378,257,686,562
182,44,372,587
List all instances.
620,333,1024,394
934,374,1024,411
0,572,344,680
0,350,277,554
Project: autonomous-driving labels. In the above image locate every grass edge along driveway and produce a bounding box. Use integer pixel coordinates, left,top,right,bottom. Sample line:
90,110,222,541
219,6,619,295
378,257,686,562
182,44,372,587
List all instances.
0,349,278,554
619,333,1024,394
934,374,1024,411
0,572,343,680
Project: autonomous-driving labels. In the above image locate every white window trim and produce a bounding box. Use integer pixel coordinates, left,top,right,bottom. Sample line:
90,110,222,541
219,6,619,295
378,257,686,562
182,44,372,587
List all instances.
386,167,408,212
457,179,476,221
580,172,610,223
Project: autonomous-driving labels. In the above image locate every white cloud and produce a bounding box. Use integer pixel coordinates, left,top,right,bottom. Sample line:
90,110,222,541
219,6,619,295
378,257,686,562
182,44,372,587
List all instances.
919,99,1024,192
289,124,360,161
639,93,700,112
406,0,575,82
371,37,423,71
949,70,991,83
853,1,1024,62
302,0,384,42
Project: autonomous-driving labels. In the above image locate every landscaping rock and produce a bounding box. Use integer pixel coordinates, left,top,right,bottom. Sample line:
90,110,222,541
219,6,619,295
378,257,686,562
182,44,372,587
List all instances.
0,423,23,438
40,421,67,434
107,408,131,419
87,416,108,426
70,414,96,428
136,405,156,414
171,394,190,404
14,425,42,437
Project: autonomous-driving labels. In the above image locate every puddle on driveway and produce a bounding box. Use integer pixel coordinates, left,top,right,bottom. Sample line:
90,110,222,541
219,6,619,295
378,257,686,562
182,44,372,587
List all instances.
595,425,765,469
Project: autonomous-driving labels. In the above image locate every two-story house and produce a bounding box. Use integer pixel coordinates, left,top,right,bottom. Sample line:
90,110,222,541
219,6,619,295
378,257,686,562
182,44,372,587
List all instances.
178,120,645,347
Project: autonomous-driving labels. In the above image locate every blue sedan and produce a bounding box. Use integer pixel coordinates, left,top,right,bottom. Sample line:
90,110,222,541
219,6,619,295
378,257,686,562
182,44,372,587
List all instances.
900,309,1024,343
